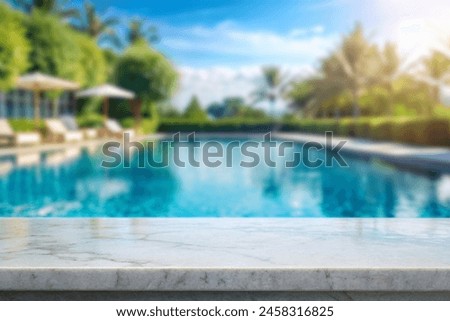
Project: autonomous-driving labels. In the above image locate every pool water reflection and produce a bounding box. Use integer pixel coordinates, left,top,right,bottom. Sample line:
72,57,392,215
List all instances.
0,138,449,217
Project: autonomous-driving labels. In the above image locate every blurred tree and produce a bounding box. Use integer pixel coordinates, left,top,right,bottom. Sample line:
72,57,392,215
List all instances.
184,96,208,120
286,80,315,116
379,43,404,115
359,86,390,116
253,66,286,116
207,97,268,119
235,106,268,119
330,23,380,117
0,3,30,90
114,41,178,127
102,48,119,80
26,12,82,81
13,0,79,18
306,60,349,119
206,102,226,119
26,11,107,87
158,104,182,118
288,24,381,118
393,75,435,115
421,50,450,105
74,1,120,46
222,97,245,116
74,33,107,86
127,18,159,45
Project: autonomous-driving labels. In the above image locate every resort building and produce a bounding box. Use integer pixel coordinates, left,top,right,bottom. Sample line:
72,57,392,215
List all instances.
0,90,75,119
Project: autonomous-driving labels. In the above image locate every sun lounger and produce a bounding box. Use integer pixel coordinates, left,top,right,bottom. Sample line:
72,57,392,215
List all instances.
45,119,83,143
103,119,135,139
0,119,41,146
60,116,98,139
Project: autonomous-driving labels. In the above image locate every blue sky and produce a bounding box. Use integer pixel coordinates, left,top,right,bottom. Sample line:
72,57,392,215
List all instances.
91,0,362,67
31,1,450,108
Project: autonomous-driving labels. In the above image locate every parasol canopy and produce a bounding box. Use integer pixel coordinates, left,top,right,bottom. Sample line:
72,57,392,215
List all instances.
16,72,79,123
76,84,135,118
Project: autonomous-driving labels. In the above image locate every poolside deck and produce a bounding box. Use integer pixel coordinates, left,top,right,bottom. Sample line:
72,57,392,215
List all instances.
274,132,450,173
0,134,165,157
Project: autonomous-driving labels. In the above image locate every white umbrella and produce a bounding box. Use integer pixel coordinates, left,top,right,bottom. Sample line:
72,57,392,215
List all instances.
76,84,135,118
16,72,80,123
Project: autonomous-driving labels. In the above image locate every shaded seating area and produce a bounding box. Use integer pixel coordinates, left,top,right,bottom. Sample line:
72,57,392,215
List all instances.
0,119,41,146
0,74,139,148
76,84,136,139
15,72,80,123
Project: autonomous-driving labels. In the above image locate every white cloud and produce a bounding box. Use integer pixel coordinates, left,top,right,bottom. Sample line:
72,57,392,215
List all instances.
289,25,325,38
162,21,337,65
162,21,335,109
172,64,314,111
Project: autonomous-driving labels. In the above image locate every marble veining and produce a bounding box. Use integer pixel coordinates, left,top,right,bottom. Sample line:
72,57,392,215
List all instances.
0,218,449,291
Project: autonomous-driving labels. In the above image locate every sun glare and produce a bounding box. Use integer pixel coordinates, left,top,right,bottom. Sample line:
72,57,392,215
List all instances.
373,0,450,58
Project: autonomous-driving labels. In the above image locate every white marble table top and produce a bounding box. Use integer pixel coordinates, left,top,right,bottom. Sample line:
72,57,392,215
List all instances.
0,218,449,291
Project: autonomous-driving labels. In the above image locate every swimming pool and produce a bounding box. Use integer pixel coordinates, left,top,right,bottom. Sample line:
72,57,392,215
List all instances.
0,137,449,217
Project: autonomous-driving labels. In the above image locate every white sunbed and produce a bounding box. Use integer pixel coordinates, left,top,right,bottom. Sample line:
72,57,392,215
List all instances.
61,116,98,139
104,119,135,139
45,119,83,143
0,119,41,146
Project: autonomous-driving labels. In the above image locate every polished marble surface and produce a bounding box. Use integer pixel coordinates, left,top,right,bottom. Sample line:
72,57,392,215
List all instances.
0,218,449,291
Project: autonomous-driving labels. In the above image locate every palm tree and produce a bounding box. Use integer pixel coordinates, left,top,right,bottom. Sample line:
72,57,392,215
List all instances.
379,43,404,115
421,50,450,104
332,24,380,117
127,18,159,45
74,1,119,45
14,0,79,18
253,66,286,117
286,80,315,116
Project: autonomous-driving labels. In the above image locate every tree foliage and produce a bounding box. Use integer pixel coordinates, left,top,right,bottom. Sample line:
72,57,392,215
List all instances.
421,50,450,103
114,41,178,125
74,33,107,86
26,11,107,87
74,1,120,46
114,40,178,102
287,23,450,118
253,66,286,115
0,3,30,90
14,0,79,18
127,18,159,46
207,97,268,119
184,96,208,120
26,11,82,81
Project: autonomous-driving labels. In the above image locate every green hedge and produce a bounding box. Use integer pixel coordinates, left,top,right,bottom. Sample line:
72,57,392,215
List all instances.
6,116,450,146
159,118,277,133
369,118,395,141
336,119,357,137
283,117,450,146
280,119,337,134
159,117,449,147
8,119,44,132
121,117,159,134
77,113,104,128
391,118,449,146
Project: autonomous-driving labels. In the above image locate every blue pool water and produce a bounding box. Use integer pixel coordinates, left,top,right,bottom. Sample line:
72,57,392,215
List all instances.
0,138,449,217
